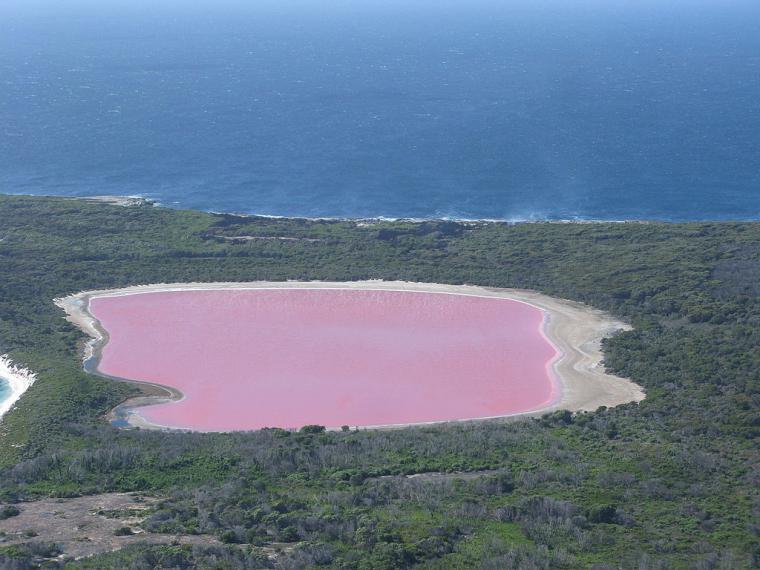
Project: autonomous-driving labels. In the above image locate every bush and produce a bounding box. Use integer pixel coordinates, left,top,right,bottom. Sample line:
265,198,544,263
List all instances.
299,425,326,435
0,505,20,520
586,504,618,524
220,530,240,544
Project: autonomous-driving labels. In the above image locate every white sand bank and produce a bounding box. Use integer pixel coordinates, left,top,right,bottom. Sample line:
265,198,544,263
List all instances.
0,355,37,420
56,281,645,430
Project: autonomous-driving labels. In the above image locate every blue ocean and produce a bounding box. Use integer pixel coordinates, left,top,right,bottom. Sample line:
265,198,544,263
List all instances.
1,0,759,221
0,378,10,408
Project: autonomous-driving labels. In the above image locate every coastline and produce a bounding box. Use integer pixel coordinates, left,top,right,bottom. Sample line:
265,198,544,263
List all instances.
0,355,37,420
56,281,645,431
4,193,662,224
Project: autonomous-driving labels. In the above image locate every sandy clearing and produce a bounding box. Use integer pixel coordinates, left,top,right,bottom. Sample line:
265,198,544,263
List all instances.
0,493,221,560
211,235,324,242
73,195,148,207
55,281,645,430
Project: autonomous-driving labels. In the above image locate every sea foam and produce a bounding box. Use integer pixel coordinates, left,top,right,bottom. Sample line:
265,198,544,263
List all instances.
0,355,37,420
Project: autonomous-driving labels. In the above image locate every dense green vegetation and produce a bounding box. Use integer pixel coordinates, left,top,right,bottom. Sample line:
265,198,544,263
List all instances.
0,195,757,569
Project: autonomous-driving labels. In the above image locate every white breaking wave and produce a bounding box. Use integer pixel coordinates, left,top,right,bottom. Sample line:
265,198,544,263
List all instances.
0,355,37,420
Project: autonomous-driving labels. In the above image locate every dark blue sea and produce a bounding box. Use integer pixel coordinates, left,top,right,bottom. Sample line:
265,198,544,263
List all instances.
1,0,759,221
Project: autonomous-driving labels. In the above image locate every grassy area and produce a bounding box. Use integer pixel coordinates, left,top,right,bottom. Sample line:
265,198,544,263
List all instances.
0,195,757,568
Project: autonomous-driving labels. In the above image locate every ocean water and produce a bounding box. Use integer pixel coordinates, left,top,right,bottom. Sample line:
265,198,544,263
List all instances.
1,0,759,221
0,378,10,407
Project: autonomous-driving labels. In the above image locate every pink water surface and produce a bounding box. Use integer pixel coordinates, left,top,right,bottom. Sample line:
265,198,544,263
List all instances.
90,289,559,431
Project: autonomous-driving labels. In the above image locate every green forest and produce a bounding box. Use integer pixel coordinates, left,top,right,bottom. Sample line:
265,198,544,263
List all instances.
0,195,757,569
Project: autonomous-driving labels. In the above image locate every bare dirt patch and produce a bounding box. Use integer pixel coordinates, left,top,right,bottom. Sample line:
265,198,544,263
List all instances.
0,493,219,560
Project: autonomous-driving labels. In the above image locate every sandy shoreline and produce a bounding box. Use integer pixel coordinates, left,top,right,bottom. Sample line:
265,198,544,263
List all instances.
0,355,37,420
56,281,645,431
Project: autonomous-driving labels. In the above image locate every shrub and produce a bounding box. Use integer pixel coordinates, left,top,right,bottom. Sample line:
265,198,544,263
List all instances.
0,505,20,520
586,504,618,524
299,425,326,435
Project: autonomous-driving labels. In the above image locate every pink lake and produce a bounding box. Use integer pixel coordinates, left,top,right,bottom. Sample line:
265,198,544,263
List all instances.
90,289,560,431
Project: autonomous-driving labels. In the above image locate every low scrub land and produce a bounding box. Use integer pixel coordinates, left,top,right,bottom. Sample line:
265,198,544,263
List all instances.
0,195,757,568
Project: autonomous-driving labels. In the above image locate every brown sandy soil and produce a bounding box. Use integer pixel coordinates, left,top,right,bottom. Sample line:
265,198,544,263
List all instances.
0,493,220,560
210,235,324,243
55,280,645,431
372,470,500,482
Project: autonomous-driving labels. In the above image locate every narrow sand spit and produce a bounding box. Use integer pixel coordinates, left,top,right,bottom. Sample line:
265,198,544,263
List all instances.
0,355,37,420
55,281,645,430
